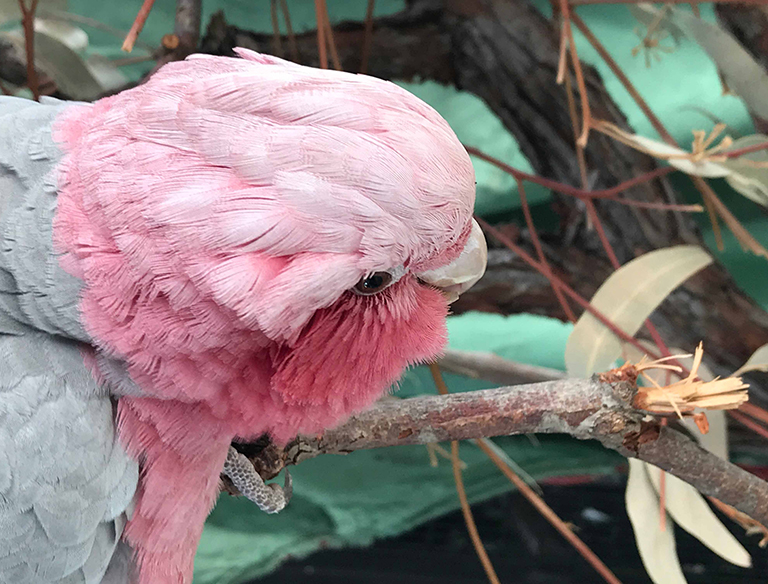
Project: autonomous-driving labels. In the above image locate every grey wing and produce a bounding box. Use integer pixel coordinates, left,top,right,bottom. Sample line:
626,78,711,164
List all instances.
0,96,90,341
0,330,139,584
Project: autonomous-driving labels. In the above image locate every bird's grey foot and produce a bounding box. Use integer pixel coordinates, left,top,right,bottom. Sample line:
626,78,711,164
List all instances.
222,446,292,514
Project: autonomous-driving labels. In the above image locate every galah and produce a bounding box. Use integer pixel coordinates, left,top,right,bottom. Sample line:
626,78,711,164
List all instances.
0,48,487,584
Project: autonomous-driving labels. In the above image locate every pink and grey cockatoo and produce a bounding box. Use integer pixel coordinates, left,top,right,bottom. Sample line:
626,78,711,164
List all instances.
0,49,486,583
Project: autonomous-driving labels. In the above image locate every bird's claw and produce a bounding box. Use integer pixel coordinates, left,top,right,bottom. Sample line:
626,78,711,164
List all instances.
222,446,292,514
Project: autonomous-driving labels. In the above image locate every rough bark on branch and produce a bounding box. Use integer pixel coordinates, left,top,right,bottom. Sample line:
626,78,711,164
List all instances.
199,0,768,406
234,378,768,527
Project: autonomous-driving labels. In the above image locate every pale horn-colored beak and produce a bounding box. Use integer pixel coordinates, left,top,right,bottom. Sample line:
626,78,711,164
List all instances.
418,219,488,303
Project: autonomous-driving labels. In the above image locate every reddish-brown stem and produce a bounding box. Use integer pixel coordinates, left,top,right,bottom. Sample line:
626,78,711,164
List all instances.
570,12,676,146
605,199,702,212
730,410,768,441
559,0,591,146
560,27,677,368
741,403,768,427
122,0,156,53
279,0,299,62
724,141,768,159
429,364,502,584
318,0,341,71
585,201,621,268
270,0,284,57
475,439,624,584
465,146,674,199
476,217,665,362
314,0,327,69
18,0,39,101
360,0,376,74
518,180,577,322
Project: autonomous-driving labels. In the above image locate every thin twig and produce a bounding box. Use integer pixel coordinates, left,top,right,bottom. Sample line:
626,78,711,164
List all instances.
562,29,590,189
430,364,501,584
608,199,702,212
561,21,681,404
475,439,623,584
559,0,591,146
570,12,675,146
122,0,156,53
477,217,665,363
314,0,327,69
433,361,622,584
270,0,284,57
360,0,376,74
517,179,577,321
279,0,299,62
18,0,39,101
730,410,768,441
741,403,768,427
39,9,156,52
724,141,768,159
465,146,674,199
319,0,341,71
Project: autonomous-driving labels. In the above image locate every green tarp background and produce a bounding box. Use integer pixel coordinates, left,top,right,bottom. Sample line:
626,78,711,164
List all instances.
39,1,768,581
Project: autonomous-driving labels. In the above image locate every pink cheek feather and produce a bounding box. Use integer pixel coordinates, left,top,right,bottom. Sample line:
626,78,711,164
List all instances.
264,277,449,444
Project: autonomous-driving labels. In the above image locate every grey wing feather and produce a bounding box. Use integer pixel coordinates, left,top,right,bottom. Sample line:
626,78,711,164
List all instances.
0,96,90,341
0,331,139,584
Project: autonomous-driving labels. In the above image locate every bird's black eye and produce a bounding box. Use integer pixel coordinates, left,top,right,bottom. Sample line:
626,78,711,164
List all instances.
353,271,393,296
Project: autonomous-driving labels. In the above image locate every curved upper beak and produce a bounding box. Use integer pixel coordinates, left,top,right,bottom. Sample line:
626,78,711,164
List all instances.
418,219,488,303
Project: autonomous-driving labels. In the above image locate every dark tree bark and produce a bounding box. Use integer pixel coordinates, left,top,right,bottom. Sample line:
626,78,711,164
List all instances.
201,0,768,403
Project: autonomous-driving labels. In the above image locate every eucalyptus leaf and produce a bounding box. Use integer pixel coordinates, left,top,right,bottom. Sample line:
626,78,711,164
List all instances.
721,135,768,208
629,133,730,177
646,464,751,568
0,27,123,100
668,7,768,122
733,342,768,376
626,459,687,584
565,245,712,378
85,54,127,93
34,18,87,51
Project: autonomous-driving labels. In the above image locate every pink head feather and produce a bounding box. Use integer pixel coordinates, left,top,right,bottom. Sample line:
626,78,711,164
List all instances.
53,49,476,583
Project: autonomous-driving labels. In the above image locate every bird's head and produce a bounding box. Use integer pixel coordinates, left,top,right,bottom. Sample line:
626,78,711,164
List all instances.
54,49,486,442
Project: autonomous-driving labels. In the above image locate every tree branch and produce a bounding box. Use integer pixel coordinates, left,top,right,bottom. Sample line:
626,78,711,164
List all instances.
233,377,768,527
